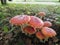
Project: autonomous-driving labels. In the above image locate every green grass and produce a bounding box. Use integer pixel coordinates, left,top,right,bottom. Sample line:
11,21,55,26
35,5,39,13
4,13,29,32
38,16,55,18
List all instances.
0,3,60,23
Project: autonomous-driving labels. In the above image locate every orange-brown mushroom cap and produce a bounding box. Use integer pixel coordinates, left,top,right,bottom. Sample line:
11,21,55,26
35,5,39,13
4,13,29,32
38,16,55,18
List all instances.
23,26,36,35
44,21,52,27
9,15,30,25
36,32,45,40
41,27,57,38
38,12,46,17
28,16,44,28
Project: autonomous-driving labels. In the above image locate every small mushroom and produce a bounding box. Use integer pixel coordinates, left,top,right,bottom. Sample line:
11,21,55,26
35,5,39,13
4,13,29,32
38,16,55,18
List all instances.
38,12,46,17
41,27,57,38
23,26,36,35
36,32,45,40
28,16,44,28
9,15,30,25
43,21,52,27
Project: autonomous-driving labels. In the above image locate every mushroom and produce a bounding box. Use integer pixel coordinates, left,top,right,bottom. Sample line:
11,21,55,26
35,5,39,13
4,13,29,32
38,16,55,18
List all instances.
9,15,30,25
36,32,45,40
23,26,36,35
41,27,57,38
38,12,46,17
43,21,52,27
28,16,44,28
38,12,46,19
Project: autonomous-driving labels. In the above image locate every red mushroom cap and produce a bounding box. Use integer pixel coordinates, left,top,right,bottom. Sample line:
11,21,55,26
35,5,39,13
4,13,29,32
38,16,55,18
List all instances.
28,16,44,28
36,32,45,40
41,27,57,38
44,21,52,27
9,15,30,25
38,12,46,17
23,26,36,35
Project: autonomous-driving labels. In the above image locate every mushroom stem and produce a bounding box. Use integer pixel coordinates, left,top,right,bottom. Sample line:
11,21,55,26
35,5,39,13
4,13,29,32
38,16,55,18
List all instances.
44,37,48,42
35,13,38,17
40,39,45,43
21,24,25,33
52,36,58,43
25,33,28,35
36,28,40,32
21,24,29,35
48,39,54,45
40,16,43,20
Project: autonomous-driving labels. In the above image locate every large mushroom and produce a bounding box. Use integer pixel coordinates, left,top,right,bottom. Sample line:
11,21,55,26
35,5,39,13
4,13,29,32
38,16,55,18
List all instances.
43,21,52,27
9,15,30,25
23,26,36,35
28,16,44,28
36,32,45,40
41,27,57,38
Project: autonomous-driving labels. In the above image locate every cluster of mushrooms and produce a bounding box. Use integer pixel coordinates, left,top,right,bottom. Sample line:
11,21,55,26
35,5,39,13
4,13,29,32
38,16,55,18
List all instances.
9,12,57,42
